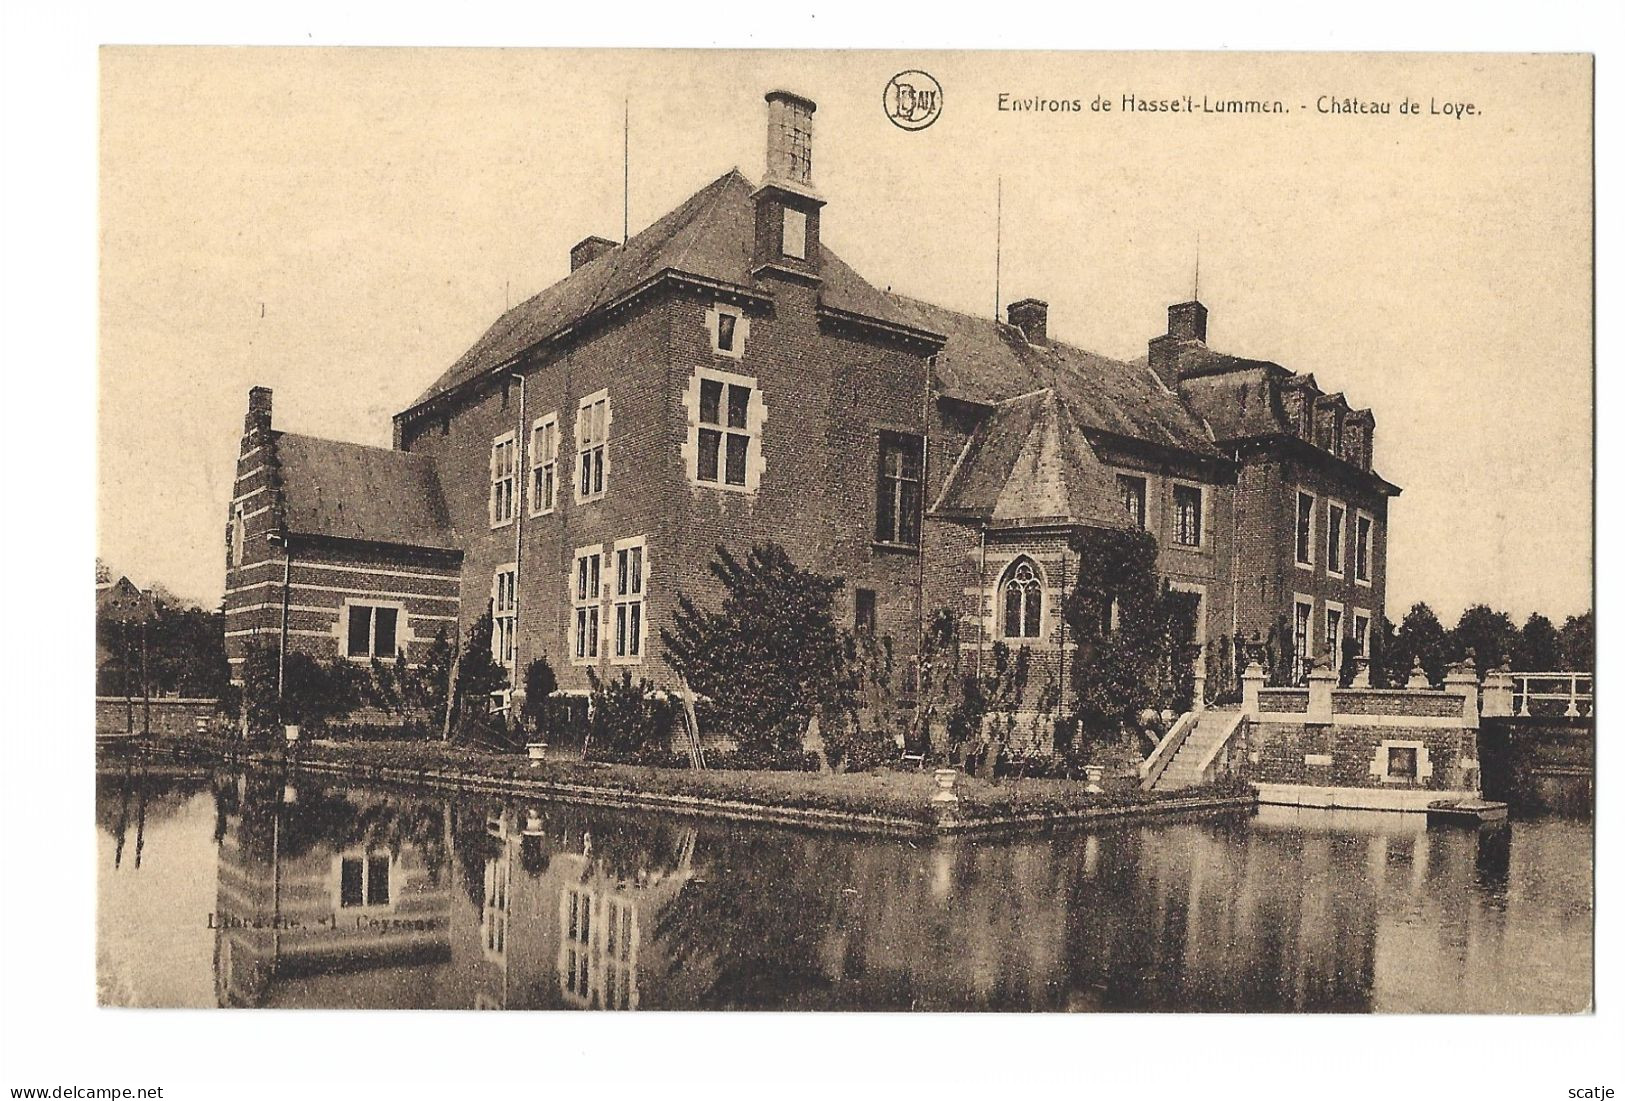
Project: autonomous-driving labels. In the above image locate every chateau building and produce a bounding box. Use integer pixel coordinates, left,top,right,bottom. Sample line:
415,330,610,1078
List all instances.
223,89,1398,739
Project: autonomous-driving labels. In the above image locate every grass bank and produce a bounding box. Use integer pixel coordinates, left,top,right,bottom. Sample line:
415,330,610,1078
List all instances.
117,736,1258,835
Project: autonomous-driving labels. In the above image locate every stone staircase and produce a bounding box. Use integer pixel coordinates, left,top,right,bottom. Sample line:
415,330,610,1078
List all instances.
1143,706,1245,792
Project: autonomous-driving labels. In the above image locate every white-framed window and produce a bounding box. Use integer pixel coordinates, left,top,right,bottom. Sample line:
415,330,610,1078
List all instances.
529,413,560,516
1172,483,1203,548
1369,739,1433,785
334,849,392,910
1355,511,1375,585
1117,474,1147,530
782,207,808,260
230,504,245,568
575,391,611,503
489,431,518,527
1295,490,1317,569
706,304,750,360
687,366,764,492
491,565,517,668
1293,594,1314,685
1353,608,1372,658
875,432,923,546
344,601,403,660
1326,500,1347,578
611,537,647,663
999,557,1044,640
1325,600,1345,675
570,545,604,663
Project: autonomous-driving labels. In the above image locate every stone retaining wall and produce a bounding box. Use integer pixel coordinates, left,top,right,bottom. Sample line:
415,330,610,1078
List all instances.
1240,661,1481,811
95,697,221,738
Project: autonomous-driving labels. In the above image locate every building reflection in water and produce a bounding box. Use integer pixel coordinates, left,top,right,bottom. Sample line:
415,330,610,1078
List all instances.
210,771,455,1008
90,769,1592,1011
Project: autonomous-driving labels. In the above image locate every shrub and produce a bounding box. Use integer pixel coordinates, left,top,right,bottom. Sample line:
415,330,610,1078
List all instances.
522,655,561,740
662,544,853,753
454,610,508,728
238,642,365,738
585,669,676,757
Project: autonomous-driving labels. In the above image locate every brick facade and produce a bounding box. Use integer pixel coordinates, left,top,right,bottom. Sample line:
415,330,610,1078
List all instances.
225,89,1400,736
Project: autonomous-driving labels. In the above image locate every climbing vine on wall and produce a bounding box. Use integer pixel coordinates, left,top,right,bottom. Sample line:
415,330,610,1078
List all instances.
1062,526,1202,746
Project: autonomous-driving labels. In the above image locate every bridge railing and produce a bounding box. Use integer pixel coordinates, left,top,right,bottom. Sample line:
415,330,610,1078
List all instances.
1511,672,1593,718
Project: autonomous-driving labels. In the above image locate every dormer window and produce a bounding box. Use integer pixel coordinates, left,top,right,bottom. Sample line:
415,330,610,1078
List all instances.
782,208,808,260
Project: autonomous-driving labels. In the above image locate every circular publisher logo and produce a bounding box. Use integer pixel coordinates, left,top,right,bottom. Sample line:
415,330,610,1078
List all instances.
884,70,943,131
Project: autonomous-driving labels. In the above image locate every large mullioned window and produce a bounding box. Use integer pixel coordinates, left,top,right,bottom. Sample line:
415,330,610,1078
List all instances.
1117,474,1147,530
698,376,753,487
1000,557,1043,640
1172,484,1202,547
576,392,610,503
875,433,923,546
530,413,559,516
346,604,400,660
491,566,516,668
612,538,646,662
572,546,603,662
490,432,517,527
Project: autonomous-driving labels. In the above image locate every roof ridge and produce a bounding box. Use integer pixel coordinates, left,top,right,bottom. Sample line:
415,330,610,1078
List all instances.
886,290,1134,365
663,170,744,275
276,430,429,462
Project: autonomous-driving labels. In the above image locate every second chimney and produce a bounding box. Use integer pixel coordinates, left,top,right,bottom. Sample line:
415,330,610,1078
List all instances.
1007,299,1048,344
571,236,618,272
1148,298,1210,385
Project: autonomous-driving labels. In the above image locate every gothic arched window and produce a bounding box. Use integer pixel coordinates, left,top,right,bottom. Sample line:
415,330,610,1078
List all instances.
1000,557,1043,640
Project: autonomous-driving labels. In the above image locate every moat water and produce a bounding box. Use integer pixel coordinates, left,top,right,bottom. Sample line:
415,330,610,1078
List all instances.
96,767,1592,1012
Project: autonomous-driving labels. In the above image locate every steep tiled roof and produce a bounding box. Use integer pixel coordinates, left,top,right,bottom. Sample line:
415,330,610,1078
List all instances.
97,576,156,622
408,170,930,411
887,295,1218,455
274,433,458,552
935,389,1134,530
1174,362,1286,441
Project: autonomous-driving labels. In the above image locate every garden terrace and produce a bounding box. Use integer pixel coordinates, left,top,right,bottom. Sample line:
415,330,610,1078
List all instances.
117,736,1255,837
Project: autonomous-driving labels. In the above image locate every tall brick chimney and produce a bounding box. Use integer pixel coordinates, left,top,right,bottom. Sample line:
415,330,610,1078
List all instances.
246,386,273,434
570,235,617,272
1007,298,1048,344
752,90,825,276
1148,299,1209,385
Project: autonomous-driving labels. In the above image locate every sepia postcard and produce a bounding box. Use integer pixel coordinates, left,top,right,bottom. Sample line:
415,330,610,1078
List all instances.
89,47,1593,1030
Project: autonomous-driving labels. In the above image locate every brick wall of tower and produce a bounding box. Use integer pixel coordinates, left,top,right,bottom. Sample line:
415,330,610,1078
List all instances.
398,278,937,696
1231,448,1390,679
222,390,286,679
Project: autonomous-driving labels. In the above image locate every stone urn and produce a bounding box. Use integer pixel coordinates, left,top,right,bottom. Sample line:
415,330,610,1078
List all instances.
931,768,960,805
522,808,545,836
1083,764,1105,795
283,724,300,744
526,742,548,767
